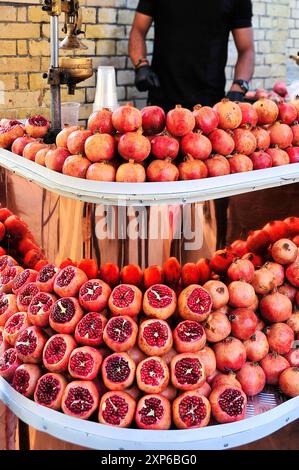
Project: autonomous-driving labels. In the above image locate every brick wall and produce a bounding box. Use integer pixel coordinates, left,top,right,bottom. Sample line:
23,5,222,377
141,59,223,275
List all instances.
0,0,295,122
287,0,299,83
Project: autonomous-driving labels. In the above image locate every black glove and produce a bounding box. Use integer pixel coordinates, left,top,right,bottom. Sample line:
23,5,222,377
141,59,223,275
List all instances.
226,90,245,102
135,65,160,92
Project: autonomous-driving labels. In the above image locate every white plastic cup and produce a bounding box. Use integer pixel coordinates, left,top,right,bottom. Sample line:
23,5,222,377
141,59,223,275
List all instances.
61,102,80,127
93,66,118,112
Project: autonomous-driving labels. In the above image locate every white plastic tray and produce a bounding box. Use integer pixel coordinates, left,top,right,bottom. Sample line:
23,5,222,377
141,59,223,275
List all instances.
0,377,298,450
1,148,299,206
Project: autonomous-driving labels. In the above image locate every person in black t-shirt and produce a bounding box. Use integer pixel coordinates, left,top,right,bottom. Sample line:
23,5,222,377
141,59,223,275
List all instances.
129,0,254,110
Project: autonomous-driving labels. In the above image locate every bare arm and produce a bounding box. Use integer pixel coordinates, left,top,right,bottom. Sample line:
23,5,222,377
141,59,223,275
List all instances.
129,12,153,67
230,27,254,92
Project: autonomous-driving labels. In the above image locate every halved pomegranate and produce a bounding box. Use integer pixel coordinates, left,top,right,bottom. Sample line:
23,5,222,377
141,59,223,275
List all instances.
209,385,247,423
108,284,142,317
136,356,169,393
98,391,136,427
68,346,102,380
103,315,138,352
172,391,211,429
178,285,212,322
12,363,42,397
0,294,18,327
16,282,40,312
74,311,107,347
143,284,176,320
15,326,47,364
102,352,136,390
49,297,83,334
0,255,17,274
79,278,111,312
53,266,88,298
12,269,38,294
25,115,50,138
138,318,173,356
173,320,206,353
135,394,171,430
34,372,67,410
0,347,22,380
43,333,76,372
3,311,30,346
35,264,60,292
0,266,23,294
0,326,8,355
170,353,205,391
28,292,57,328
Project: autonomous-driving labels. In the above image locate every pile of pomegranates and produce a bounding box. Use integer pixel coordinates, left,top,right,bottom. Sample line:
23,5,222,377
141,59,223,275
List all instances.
1,208,299,430
2,93,299,183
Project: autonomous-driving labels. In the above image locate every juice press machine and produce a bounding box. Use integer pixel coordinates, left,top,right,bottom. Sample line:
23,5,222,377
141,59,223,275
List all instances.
41,0,93,135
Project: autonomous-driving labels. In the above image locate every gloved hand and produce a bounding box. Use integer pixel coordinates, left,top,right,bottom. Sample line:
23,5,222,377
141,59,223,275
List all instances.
226,90,245,102
135,65,160,92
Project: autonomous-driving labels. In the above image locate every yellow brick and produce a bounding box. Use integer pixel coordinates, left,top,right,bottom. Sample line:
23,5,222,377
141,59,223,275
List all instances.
86,24,125,39
96,40,115,55
1,57,40,73
0,110,17,120
61,88,86,103
0,74,16,90
82,7,96,23
28,6,49,23
18,74,28,90
29,73,47,91
98,8,117,24
42,22,64,39
17,7,27,22
16,108,50,120
17,40,28,56
0,6,17,21
0,24,40,39
0,91,43,109
73,40,96,56
29,40,50,57
0,41,16,56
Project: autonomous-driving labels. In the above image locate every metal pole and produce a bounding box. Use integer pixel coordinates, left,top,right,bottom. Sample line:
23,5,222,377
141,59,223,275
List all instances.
50,15,61,130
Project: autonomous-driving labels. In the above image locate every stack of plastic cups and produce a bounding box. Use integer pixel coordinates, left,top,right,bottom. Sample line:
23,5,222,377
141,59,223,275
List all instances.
93,66,118,112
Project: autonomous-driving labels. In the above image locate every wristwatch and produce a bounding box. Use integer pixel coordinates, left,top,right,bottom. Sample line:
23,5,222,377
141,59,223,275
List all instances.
233,79,249,94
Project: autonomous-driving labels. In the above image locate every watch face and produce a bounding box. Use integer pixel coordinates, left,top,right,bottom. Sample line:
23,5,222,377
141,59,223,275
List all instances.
238,80,249,92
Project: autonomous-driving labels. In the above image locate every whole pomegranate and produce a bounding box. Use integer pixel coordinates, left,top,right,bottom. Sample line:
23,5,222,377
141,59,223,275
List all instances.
147,159,179,182
278,102,297,125
250,150,272,170
86,162,116,181
56,125,80,148
166,105,195,136
260,292,292,323
11,136,36,156
67,129,91,155
203,310,231,343
229,308,258,340
227,258,254,282
253,98,279,125
233,128,257,155
228,280,255,308
243,331,269,362
205,154,230,176
203,280,229,309
116,161,146,182
266,147,289,166
208,129,235,155
251,126,270,150
193,105,219,134
286,146,299,164
236,362,266,396
112,104,142,133
251,267,276,295
271,238,297,265
23,142,48,161
141,105,165,135
286,261,299,287
265,323,294,355
213,99,242,129
268,122,293,148
178,156,208,180
238,102,258,127
279,367,299,397
291,122,299,145
151,134,179,160
260,352,290,385
62,155,91,178
84,133,115,162
118,131,151,162
213,336,246,372
180,132,212,160
45,147,71,173
228,154,253,173
87,108,114,135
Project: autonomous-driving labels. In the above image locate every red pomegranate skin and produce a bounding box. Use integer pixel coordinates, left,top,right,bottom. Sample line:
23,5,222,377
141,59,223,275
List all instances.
166,106,195,137
208,129,235,155
151,135,179,160
147,159,179,182
178,158,208,180
238,102,258,127
193,105,219,134
250,150,272,170
268,122,293,149
180,132,212,160
118,132,151,162
205,155,230,177
141,106,165,135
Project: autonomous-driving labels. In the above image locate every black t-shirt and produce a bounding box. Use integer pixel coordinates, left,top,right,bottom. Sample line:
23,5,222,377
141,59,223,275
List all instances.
136,0,252,109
